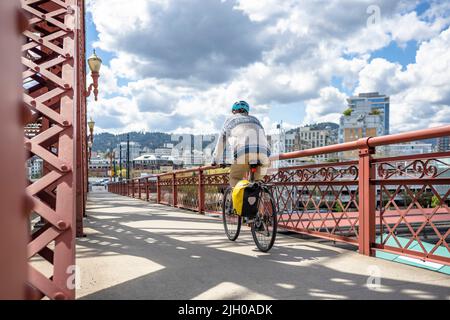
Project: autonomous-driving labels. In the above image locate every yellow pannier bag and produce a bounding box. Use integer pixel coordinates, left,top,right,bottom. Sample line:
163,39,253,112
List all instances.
232,179,260,218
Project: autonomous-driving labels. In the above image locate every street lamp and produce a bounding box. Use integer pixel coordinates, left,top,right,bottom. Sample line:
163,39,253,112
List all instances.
87,117,95,162
88,117,95,137
87,139,93,162
110,151,116,182
85,50,102,101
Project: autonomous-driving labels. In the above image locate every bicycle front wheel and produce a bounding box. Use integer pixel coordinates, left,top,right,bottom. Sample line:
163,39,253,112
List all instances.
222,187,241,241
251,188,277,252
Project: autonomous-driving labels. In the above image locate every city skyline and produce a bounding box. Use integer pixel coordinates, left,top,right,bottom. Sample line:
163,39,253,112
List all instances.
85,0,450,135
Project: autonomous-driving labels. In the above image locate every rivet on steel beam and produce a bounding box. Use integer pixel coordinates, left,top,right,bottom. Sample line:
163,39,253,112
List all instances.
64,83,71,89
41,14,46,19
53,292,67,300
38,38,43,43
30,100,36,106
35,66,40,72
25,142,32,151
56,220,69,230
62,120,71,127
65,53,72,59
60,164,71,172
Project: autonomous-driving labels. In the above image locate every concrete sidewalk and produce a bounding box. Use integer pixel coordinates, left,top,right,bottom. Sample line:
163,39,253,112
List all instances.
75,191,450,300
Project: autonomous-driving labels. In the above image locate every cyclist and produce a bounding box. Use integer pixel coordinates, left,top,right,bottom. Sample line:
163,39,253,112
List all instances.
211,101,271,187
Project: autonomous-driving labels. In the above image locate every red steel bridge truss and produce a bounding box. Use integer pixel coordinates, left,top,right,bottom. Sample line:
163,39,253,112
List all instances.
1,0,87,299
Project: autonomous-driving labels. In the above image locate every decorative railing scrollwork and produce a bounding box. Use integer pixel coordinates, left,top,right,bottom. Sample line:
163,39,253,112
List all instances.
376,158,449,179
266,164,359,183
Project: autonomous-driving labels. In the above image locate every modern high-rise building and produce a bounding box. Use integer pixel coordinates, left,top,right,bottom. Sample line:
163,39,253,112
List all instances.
346,92,390,135
339,92,390,159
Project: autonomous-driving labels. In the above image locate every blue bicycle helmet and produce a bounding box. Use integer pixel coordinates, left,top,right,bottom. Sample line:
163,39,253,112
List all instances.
232,101,250,113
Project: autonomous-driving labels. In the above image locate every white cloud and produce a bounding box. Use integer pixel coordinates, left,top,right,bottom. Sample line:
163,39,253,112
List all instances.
303,87,348,125
85,0,450,134
355,27,450,132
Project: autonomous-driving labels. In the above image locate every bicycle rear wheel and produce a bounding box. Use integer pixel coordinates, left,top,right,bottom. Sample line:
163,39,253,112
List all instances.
251,188,277,252
222,187,241,241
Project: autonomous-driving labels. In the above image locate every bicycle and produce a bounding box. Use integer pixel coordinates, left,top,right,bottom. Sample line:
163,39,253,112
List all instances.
220,164,277,252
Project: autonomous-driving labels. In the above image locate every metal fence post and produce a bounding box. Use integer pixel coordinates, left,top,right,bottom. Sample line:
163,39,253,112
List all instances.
172,173,177,207
146,178,149,202
358,139,376,256
138,179,141,199
156,176,161,204
198,169,204,214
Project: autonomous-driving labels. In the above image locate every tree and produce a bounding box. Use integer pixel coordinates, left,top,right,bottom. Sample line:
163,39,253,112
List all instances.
334,202,343,212
431,195,440,208
343,108,352,116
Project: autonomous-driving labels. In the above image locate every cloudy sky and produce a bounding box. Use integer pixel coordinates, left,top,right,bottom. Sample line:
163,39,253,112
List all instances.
85,0,450,135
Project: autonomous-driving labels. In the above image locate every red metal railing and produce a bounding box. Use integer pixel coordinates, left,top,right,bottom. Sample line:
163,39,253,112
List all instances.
109,166,229,214
108,125,450,265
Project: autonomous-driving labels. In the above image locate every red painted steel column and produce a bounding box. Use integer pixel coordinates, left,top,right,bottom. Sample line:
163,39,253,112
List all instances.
198,169,204,214
0,0,29,299
172,173,177,207
358,140,376,256
156,176,161,204
21,0,80,299
75,0,87,234
75,2,86,236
